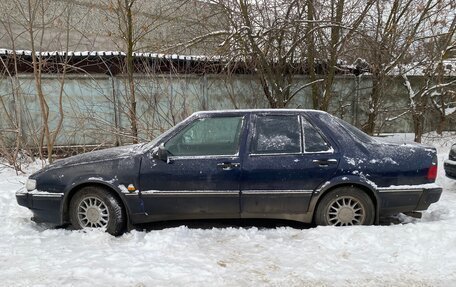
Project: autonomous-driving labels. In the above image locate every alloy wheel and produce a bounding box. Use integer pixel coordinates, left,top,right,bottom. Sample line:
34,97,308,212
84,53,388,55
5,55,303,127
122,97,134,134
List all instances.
327,196,365,226
77,196,110,228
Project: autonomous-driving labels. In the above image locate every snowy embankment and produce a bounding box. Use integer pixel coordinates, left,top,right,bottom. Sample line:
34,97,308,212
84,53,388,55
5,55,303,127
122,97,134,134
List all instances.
1,134,456,287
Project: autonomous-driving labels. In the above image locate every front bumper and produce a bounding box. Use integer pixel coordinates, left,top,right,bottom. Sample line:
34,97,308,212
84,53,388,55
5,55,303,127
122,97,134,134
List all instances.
444,159,456,179
16,188,64,225
377,184,443,216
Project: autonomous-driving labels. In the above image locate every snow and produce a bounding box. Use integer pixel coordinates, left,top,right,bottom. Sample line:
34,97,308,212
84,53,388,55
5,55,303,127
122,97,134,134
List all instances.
445,106,456,115
368,157,398,165
402,74,416,109
118,184,130,194
387,60,456,77
1,134,456,286
377,183,441,190
344,156,365,166
27,190,64,196
257,134,295,151
0,49,222,62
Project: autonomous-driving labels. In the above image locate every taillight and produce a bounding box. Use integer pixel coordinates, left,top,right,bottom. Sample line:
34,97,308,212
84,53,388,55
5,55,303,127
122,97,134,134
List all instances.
427,164,438,181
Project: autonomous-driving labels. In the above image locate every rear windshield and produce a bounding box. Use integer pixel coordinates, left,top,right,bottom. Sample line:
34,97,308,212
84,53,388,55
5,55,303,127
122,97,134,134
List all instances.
336,117,376,143
321,113,376,144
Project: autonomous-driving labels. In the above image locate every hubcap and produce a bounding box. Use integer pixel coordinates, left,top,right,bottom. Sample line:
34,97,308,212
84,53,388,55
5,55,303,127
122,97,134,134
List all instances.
327,196,365,226
77,196,109,228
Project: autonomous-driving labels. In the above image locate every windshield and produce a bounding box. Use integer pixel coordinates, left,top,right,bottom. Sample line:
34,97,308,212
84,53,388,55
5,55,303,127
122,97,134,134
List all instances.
141,115,195,151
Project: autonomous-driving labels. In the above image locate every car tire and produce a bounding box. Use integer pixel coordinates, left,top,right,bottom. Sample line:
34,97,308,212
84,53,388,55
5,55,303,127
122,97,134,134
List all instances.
315,186,375,226
69,186,126,235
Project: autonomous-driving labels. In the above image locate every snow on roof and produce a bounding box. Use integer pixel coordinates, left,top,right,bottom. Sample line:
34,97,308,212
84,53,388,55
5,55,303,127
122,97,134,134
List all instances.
2,48,454,77
388,60,456,77
0,48,222,62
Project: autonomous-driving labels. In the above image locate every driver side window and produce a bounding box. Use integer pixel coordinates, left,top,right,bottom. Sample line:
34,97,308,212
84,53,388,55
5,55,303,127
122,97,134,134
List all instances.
165,116,244,156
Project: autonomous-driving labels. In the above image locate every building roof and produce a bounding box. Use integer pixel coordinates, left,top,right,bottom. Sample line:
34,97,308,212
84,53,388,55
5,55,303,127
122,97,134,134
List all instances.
7,48,443,77
0,49,228,75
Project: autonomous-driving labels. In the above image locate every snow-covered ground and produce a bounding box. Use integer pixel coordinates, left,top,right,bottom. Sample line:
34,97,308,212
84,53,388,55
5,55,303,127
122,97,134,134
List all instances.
1,134,456,287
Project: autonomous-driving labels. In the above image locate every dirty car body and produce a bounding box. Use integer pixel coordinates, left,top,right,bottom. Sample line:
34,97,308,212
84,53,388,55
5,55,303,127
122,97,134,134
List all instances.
16,109,443,234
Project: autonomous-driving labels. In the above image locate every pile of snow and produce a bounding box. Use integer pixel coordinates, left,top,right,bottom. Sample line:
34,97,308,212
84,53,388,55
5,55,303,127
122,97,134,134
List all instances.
1,134,456,286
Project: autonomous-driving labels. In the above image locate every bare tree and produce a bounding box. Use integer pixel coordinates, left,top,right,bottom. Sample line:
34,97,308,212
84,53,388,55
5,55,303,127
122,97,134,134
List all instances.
0,21,26,171
306,0,375,111
355,0,450,135
106,0,139,143
174,0,373,109
102,0,192,143
402,73,454,142
191,0,316,108
429,15,456,133
383,0,456,141
3,0,82,163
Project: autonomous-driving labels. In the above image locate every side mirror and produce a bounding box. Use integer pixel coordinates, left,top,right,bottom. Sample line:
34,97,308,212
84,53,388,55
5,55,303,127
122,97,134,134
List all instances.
155,144,168,162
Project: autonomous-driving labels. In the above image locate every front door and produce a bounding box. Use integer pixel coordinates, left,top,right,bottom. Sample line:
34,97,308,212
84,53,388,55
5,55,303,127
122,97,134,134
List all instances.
241,114,339,219
139,115,245,221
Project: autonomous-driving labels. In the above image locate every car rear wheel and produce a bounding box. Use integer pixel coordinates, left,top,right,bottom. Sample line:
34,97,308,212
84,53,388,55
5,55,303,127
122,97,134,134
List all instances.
69,186,126,235
315,187,375,226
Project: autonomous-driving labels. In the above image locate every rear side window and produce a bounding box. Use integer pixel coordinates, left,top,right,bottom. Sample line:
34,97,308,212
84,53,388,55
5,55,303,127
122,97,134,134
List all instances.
251,115,301,154
302,117,332,153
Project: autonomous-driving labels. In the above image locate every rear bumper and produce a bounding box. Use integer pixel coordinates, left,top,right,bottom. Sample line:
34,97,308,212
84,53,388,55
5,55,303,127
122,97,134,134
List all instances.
377,184,443,216
444,159,456,179
415,187,443,210
16,188,64,225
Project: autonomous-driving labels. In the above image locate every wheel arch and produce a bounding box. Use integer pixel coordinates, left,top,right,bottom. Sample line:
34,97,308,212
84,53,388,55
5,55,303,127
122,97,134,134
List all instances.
62,181,130,225
310,180,380,224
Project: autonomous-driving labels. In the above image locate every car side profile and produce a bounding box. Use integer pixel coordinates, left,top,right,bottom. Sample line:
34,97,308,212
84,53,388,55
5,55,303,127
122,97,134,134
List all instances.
444,143,456,179
16,109,443,235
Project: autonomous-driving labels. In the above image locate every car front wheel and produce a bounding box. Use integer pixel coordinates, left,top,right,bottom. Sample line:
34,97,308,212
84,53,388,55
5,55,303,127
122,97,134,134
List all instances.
315,187,375,226
69,186,126,235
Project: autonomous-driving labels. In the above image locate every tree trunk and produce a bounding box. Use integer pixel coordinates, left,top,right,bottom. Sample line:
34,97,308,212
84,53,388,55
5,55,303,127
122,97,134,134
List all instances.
363,78,381,135
413,113,424,143
306,0,320,109
320,0,345,112
436,112,446,135
125,0,138,144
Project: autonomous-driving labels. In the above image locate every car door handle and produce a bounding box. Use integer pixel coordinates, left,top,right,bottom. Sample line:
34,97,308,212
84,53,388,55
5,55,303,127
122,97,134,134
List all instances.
312,159,338,167
217,162,241,171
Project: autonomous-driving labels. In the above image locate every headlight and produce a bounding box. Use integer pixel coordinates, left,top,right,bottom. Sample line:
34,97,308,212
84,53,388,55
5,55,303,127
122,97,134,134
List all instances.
25,179,36,191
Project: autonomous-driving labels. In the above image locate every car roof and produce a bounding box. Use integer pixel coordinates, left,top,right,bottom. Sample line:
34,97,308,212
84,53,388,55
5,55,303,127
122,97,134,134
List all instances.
193,109,327,116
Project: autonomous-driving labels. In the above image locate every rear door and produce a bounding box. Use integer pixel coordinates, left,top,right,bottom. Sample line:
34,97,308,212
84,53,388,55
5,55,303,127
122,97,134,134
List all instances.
240,114,339,219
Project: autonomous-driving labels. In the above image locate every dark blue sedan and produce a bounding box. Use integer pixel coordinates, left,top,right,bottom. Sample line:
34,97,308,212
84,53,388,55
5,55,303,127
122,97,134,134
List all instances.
17,109,443,235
